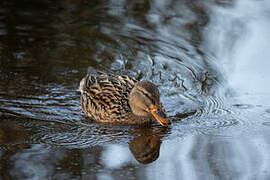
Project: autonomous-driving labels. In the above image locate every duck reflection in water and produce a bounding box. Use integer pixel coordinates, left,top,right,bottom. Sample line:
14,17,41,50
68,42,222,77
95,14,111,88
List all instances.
128,127,168,164
81,117,168,164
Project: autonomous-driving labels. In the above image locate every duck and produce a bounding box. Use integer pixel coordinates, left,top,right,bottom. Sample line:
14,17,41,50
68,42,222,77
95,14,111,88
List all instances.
79,71,169,126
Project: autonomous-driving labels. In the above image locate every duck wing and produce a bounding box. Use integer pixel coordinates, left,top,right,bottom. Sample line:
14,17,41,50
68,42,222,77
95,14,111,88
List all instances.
80,72,138,122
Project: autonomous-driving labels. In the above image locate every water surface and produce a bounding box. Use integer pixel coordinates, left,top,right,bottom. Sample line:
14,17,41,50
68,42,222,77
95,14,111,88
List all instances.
1,0,270,179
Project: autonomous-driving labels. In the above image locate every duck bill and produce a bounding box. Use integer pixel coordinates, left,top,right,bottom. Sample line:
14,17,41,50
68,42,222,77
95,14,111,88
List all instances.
150,108,169,127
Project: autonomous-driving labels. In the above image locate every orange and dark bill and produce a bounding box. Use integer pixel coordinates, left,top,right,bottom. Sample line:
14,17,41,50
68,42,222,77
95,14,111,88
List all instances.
150,105,169,127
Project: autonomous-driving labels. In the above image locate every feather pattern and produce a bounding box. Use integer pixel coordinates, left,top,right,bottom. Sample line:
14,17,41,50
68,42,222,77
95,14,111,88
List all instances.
80,71,167,125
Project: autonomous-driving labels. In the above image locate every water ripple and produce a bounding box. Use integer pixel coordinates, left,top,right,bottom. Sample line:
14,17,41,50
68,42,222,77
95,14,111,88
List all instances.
32,123,134,148
196,118,239,129
262,122,270,127
196,96,233,117
232,103,255,109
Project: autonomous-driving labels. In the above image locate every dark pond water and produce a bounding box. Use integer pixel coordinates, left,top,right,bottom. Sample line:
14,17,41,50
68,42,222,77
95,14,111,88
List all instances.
1,0,270,179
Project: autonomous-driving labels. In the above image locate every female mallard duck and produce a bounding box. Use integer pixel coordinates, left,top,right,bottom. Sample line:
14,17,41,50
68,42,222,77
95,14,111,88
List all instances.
79,71,169,126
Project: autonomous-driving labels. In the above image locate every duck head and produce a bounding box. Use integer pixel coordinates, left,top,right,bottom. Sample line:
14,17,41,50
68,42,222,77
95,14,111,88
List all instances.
129,81,169,126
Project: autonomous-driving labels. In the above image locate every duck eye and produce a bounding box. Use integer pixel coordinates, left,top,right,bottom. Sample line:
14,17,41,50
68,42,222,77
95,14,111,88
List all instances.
143,93,155,104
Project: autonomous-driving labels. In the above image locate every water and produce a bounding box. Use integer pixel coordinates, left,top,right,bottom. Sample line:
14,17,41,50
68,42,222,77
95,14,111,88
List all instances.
1,0,270,179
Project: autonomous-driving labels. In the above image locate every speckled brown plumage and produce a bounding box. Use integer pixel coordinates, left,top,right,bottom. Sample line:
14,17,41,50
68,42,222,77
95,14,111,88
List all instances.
79,71,169,126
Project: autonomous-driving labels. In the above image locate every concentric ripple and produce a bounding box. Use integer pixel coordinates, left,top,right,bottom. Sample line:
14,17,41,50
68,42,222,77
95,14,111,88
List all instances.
32,122,135,148
196,96,233,117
